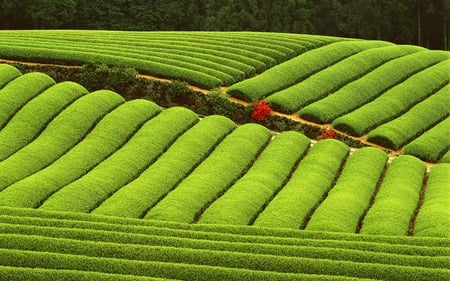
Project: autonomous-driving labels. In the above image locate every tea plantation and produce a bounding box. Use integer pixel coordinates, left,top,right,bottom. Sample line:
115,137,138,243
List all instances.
0,31,449,280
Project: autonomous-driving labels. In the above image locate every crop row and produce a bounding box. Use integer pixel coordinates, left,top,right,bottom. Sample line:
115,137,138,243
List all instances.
0,207,448,281
0,69,448,237
332,59,450,136
298,51,449,123
366,83,450,150
0,30,341,88
265,45,425,113
227,40,393,101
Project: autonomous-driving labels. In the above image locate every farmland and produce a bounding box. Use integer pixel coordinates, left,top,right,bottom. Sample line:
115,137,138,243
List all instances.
0,30,449,280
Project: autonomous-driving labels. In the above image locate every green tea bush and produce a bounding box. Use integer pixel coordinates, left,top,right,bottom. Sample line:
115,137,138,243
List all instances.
299,50,450,123
367,83,450,150
144,124,272,223
403,117,450,162
267,45,424,113
254,139,350,228
360,155,426,235
332,59,450,136
414,163,450,237
0,100,160,208
38,107,199,213
92,115,236,218
306,147,388,233
0,72,55,129
0,90,124,191
0,81,88,161
0,63,22,88
227,40,392,102
198,131,310,225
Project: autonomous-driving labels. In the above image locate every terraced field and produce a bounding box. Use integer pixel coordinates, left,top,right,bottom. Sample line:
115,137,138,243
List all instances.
1,31,449,280
1,30,448,161
0,30,342,89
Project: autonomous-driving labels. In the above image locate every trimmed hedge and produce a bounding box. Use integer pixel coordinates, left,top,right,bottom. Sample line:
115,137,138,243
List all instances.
306,147,388,233
198,131,310,225
299,50,450,123
414,163,450,237
0,81,88,161
144,124,272,223
253,139,350,229
360,155,426,235
266,45,424,113
332,59,450,136
227,40,392,102
0,90,124,191
38,107,199,213
0,72,55,129
0,100,161,208
0,63,22,88
403,117,450,162
92,115,237,218
366,83,450,150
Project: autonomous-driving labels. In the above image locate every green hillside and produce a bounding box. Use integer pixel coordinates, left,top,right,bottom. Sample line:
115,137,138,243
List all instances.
0,31,449,280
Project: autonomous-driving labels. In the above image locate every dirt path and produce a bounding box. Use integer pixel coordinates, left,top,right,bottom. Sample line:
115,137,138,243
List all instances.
1,58,427,162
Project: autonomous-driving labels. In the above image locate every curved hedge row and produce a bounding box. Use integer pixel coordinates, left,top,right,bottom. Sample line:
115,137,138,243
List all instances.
0,72,55,129
360,156,426,236
298,50,450,123
39,107,199,213
305,147,388,233
366,83,450,150
0,90,125,191
0,30,340,88
198,131,310,225
92,115,237,218
253,139,350,229
414,163,450,237
0,63,22,88
0,100,161,208
0,81,88,161
332,59,450,136
144,124,272,223
403,117,450,162
227,40,392,101
266,45,425,113
0,207,448,281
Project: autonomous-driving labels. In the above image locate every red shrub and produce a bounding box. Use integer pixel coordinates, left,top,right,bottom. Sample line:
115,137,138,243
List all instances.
251,100,272,121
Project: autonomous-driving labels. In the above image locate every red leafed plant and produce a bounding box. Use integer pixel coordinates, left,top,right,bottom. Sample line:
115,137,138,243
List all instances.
251,100,272,121
318,128,336,139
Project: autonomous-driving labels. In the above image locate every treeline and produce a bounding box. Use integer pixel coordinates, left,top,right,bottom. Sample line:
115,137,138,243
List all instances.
0,0,449,50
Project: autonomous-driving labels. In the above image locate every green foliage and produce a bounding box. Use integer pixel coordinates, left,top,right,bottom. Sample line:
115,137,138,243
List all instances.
299,50,450,123
267,45,425,113
198,131,310,225
144,124,272,223
306,147,388,233
332,60,450,136
360,156,426,236
0,90,124,191
0,64,22,88
403,117,450,162
0,72,55,129
0,99,161,208
414,163,450,238
38,107,199,213
0,81,88,161
80,63,139,98
0,206,448,281
254,139,350,228
92,115,236,218
227,40,392,102
367,83,450,150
